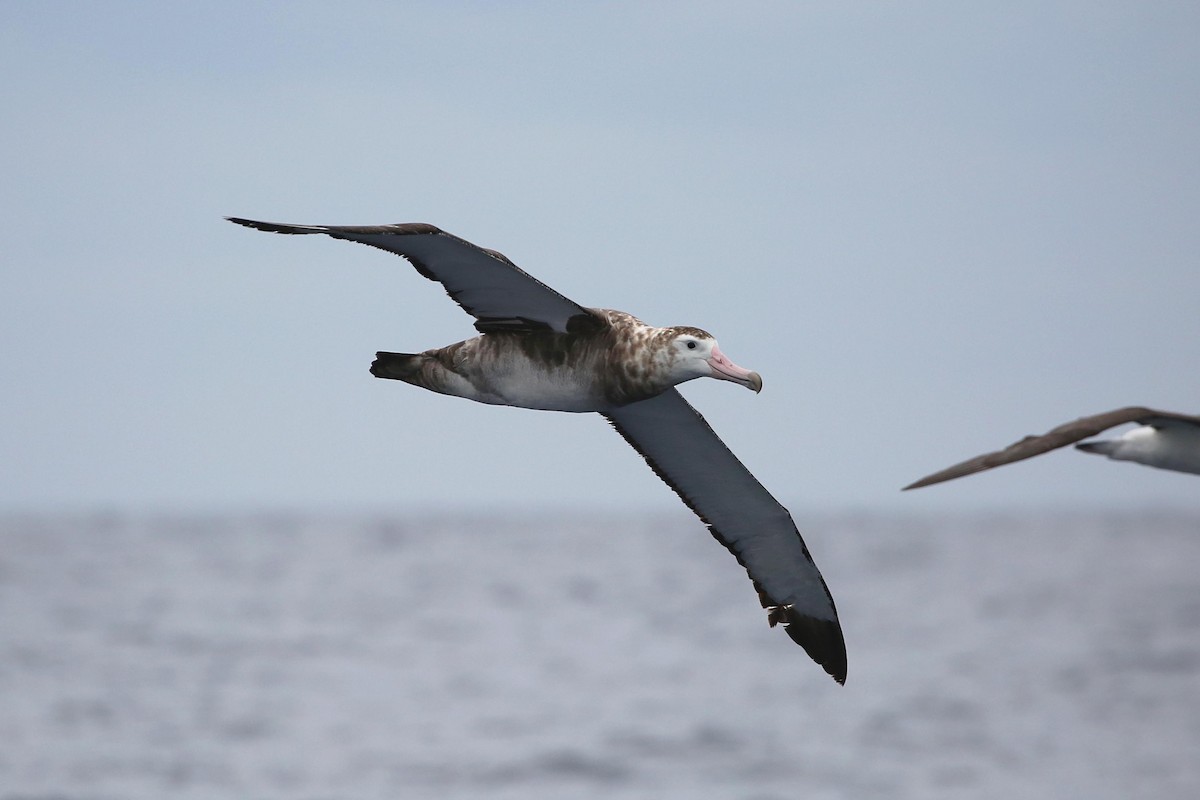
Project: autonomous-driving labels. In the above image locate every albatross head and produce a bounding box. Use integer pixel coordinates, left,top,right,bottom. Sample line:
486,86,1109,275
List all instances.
666,328,763,393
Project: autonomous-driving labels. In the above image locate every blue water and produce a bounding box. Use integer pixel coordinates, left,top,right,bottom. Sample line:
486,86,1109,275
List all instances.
1,511,1197,799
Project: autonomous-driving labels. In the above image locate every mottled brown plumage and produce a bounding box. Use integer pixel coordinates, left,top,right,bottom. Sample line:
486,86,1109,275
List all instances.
368,310,739,412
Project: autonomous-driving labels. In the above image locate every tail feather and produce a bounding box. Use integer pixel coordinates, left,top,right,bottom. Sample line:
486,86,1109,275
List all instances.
370,351,423,381
1075,440,1117,456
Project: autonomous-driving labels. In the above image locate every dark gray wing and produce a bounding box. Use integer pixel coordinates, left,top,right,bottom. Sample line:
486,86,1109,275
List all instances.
904,406,1200,490
227,218,601,334
605,389,846,684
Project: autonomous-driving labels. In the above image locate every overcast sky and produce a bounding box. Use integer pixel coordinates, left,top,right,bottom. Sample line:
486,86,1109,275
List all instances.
3,2,1198,515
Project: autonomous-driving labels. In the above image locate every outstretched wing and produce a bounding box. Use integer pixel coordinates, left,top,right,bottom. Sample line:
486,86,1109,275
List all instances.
227,218,601,334
903,406,1200,489
605,389,846,684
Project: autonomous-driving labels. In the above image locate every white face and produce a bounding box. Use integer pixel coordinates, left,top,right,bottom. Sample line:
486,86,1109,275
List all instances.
667,331,763,392
670,332,720,380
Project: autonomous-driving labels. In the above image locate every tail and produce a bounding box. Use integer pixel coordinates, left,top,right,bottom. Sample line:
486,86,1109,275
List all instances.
1075,440,1117,457
370,351,424,381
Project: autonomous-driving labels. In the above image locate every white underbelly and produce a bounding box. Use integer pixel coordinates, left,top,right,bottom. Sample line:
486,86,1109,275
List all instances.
468,356,608,412
1151,427,1200,474
1117,425,1200,474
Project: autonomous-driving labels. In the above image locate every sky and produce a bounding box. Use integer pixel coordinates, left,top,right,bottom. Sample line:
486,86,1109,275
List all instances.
3,1,1198,514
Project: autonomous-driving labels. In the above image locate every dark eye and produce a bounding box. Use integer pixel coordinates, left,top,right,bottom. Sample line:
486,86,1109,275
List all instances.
686,341,697,350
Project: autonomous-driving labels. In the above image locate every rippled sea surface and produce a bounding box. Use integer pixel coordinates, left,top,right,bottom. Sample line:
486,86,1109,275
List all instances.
1,510,1197,799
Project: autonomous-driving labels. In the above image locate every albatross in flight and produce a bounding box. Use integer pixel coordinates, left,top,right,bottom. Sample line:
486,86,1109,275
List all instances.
228,217,847,684
904,406,1200,490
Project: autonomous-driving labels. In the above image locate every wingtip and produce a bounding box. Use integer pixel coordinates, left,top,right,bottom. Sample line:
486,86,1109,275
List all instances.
225,217,321,234
901,470,957,491
778,611,848,685
226,216,275,231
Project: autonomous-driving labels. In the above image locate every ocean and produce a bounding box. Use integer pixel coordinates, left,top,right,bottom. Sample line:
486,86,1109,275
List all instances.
1,510,1197,799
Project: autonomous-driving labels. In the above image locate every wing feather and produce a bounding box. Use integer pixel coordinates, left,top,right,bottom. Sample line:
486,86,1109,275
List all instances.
605,389,846,684
227,218,600,334
904,406,1200,489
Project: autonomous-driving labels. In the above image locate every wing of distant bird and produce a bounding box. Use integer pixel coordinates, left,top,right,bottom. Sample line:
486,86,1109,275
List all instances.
904,406,1200,489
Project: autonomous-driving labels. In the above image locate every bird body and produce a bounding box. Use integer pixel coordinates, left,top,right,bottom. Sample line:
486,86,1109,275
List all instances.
370,308,759,412
1075,421,1200,474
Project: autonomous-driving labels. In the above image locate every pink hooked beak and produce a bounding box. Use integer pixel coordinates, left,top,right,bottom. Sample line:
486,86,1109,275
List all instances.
707,345,763,393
